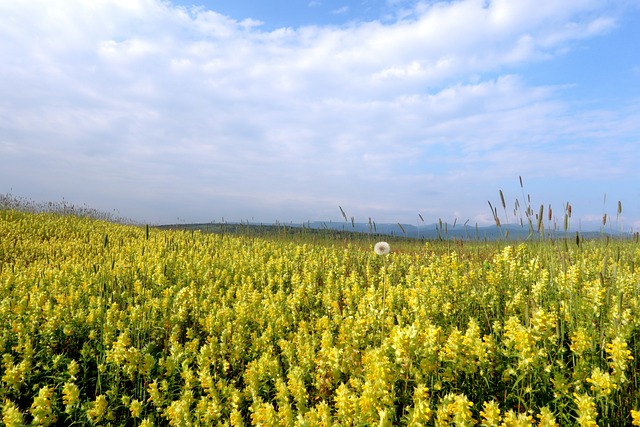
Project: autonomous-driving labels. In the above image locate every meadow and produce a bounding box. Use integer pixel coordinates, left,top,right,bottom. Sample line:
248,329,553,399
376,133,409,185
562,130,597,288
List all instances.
1,206,639,426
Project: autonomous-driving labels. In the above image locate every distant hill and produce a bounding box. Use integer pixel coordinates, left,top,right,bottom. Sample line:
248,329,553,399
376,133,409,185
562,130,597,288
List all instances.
299,221,606,240
158,220,624,241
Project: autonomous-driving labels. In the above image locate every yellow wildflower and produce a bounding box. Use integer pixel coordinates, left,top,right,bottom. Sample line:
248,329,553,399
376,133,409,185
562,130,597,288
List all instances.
2,400,25,427
130,399,143,418
573,393,598,427
500,410,533,427
87,394,108,423
30,386,56,426
586,367,617,398
452,394,475,427
569,328,589,356
606,336,633,383
62,382,80,412
480,400,501,427
537,407,559,427
406,385,432,426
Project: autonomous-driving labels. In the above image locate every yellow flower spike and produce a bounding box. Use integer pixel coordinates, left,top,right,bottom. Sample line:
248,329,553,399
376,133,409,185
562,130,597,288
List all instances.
406,384,432,426
87,395,108,423
230,409,245,427
500,410,533,427
605,336,633,383
530,309,557,343
631,409,640,426
434,393,475,426
1,360,25,391
452,394,475,427
62,382,80,410
569,327,590,356
30,386,56,426
378,408,393,427
147,380,163,408
335,383,356,425
504,316,537,368
166,396,194,427
573,393,598,427
67,359,80,379
586,367,616,398
435,393,455,426
537,407,559,427
250,401,278,427
129,399,143,418
2,400,25,427
480,400,501,427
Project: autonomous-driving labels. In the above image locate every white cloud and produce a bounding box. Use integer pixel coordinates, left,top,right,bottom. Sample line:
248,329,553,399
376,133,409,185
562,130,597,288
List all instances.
0,0,638,224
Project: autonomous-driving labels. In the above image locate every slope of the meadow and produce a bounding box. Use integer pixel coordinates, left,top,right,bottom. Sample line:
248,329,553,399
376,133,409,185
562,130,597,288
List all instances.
1,209,639,426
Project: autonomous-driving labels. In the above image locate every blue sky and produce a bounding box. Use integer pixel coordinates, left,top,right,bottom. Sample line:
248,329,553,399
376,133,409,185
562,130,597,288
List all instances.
1,0,639,229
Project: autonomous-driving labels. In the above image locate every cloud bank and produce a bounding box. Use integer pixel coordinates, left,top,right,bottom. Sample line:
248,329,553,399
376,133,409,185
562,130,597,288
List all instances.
1,0,639,226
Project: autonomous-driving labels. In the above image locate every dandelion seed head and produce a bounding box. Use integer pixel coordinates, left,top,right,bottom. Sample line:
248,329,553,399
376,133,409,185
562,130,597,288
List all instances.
374,241,390,256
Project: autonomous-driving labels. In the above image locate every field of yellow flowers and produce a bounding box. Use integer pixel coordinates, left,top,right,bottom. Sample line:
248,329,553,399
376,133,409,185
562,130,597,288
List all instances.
1,209,639,426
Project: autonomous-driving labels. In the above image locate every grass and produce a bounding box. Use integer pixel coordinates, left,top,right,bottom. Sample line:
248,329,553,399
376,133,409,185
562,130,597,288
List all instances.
1,195,640,426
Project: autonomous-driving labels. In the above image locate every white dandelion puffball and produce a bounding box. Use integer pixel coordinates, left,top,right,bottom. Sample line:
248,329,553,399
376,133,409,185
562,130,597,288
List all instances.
374,241,391,256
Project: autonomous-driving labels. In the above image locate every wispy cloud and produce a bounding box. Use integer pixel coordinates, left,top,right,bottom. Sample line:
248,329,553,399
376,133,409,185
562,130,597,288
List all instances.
0,0,638,225
332,6,349,15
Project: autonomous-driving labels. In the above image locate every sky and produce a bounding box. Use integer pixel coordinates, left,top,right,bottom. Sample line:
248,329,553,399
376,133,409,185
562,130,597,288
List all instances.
1,0,640,229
